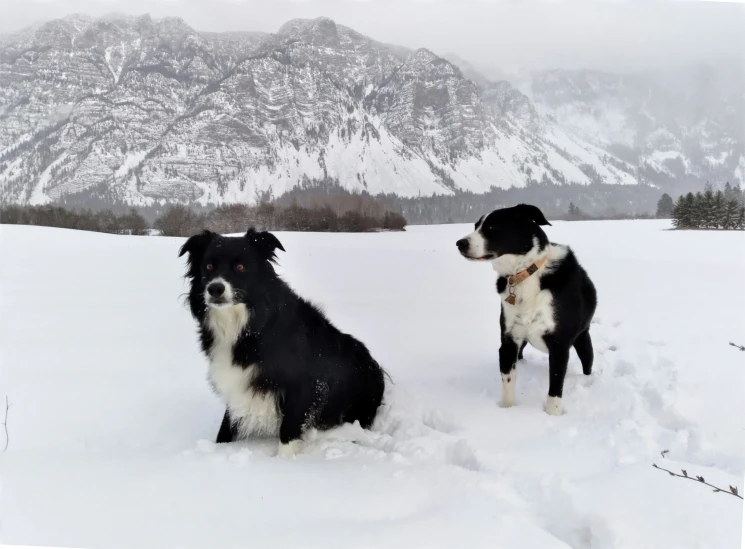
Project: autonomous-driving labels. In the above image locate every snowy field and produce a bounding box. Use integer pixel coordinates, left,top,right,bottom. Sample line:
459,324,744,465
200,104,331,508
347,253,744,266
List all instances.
1,220,744,549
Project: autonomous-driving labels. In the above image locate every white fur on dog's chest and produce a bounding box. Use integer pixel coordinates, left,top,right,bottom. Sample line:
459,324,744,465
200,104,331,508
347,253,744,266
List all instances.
206,306,280,437
500,278,555,353
494,245,567,354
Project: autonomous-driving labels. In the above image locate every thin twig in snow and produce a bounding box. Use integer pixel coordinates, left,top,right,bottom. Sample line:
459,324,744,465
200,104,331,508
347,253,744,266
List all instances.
652,464,743,499
729,342,745,352
2,396,8,452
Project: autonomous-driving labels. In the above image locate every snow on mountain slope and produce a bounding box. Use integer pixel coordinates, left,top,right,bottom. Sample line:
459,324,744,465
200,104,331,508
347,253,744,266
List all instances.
1,221,743,548
0,15,683,208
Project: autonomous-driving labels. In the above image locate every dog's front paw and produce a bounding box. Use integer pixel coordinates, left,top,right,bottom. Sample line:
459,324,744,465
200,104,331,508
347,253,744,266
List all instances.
545,396,563,416
277,439,303,458
500,372,516,408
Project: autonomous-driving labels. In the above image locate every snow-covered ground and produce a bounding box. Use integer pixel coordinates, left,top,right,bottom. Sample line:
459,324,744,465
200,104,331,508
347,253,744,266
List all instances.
1,220,743,548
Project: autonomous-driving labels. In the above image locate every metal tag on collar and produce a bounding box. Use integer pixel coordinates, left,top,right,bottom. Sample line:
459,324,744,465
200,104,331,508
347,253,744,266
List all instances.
505,283,517,305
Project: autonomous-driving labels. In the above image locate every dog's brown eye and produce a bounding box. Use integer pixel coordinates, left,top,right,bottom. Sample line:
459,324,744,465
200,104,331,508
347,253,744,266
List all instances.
236,264,245,272
206,264,214,271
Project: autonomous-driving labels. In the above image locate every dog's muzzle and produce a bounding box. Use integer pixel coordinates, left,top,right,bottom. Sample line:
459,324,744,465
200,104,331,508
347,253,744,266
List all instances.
205,279,232,307
456,237,495,261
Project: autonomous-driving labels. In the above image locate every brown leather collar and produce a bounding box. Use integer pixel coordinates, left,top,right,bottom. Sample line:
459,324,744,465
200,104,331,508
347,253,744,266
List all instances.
507,255,548,284
505,255,548,304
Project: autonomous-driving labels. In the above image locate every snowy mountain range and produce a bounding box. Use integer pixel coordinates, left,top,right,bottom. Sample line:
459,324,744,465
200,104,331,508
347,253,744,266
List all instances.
1,14,742,208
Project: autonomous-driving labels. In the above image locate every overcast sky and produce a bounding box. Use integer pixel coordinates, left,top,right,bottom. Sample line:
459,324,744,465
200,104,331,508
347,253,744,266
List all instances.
1,0,743,72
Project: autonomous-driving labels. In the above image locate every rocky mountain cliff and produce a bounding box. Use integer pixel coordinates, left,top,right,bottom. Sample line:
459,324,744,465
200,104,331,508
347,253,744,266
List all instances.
0,14,741,208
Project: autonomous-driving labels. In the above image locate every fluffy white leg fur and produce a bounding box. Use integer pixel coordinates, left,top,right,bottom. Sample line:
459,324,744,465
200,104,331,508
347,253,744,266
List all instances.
500,370,516,408
277,439,303,458
545,396,563,416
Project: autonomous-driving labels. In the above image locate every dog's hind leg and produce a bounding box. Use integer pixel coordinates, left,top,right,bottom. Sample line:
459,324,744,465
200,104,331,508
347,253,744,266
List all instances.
216,409,237,443
517,341,528,360
546,345,570,416
573,329,594,376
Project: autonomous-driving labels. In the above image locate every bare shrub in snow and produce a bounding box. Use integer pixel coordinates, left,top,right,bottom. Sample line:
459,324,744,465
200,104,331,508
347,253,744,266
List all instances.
652,463,743,499
153,205,205,237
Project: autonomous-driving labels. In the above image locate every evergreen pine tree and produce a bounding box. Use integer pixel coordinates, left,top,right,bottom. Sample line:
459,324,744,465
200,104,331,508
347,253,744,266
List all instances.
681,193,695,228
712,190,726,229
701,184,716,228
690,192,704,229
656,193,674,218
672,196,685,228
734,184,745,207
736,206,745,230
724,182,735,202
723,198,740,229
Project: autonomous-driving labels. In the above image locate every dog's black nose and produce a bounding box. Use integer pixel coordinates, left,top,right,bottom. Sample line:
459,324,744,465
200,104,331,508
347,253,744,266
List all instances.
207,282,225,298
456,239,469,252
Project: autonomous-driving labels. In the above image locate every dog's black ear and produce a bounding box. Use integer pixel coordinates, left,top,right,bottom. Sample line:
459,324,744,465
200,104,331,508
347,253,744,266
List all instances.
179,230,215,279
245,227,285,262
516,204,551,226
179,230,216,258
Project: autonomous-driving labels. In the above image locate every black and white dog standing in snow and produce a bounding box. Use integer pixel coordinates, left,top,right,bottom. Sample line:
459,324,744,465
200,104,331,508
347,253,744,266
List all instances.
179,228,386,457
456,204,597,415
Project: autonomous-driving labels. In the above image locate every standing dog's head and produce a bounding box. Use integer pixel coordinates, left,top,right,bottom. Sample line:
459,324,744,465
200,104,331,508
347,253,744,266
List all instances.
179,228,285,311
456,204,551,262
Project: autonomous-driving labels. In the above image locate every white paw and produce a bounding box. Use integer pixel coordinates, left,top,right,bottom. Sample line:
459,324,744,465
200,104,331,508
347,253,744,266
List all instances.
545,396,563,416
500,371,516,408
277,439,303,458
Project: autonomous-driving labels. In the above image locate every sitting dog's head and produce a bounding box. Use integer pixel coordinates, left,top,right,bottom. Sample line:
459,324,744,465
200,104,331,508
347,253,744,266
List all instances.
179,228,285,310
456,204,551,262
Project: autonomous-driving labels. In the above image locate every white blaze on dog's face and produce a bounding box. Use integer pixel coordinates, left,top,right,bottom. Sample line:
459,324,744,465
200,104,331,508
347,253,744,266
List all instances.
204,276,236,309
456,215,493,261
456,205,552,264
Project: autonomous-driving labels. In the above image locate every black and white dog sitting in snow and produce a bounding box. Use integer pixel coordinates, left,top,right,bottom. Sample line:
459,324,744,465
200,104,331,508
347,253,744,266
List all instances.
456,204,597,416
179,228,386,457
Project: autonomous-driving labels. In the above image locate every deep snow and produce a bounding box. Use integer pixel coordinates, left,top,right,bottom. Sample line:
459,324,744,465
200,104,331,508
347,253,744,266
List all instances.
0,220,743,549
